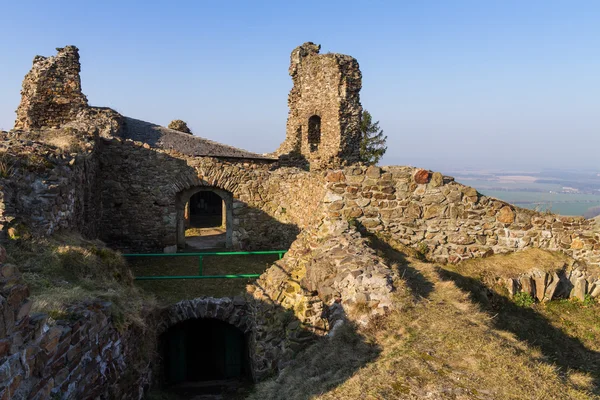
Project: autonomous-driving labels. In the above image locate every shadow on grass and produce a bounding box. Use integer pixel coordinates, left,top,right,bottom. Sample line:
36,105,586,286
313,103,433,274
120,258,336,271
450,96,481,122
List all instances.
438,267,600,394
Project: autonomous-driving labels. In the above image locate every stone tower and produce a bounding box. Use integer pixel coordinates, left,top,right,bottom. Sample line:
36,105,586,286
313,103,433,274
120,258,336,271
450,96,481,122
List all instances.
276,42,363,169
14,46,88,130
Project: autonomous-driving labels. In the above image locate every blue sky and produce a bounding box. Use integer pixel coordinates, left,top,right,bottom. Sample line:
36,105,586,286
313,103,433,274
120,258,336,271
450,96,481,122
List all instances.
0,0,598,171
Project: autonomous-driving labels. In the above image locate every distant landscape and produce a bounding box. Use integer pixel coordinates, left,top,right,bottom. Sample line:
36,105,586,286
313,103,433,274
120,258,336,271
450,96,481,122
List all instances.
446,168,600,217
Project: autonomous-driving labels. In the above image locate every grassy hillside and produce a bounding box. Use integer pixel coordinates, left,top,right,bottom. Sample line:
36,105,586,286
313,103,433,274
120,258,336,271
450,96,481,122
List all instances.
250,246,600,399
6,232,154,329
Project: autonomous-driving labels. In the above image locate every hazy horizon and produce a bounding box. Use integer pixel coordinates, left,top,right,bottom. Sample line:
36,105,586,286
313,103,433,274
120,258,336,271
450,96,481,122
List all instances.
1,1,598,172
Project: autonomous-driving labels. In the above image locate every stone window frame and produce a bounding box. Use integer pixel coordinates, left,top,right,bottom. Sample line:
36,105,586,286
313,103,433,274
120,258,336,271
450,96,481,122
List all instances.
175,187,234,249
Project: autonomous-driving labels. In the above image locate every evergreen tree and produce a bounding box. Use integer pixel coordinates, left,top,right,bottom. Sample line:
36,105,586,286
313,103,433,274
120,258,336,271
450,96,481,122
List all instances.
359,110,387,165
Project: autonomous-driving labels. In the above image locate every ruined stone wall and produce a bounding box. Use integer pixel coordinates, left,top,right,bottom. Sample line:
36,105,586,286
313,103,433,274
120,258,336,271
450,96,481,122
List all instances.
14,46,88,131
0,132,100,240
248,218,397,378
97,137,327,252
0,263,154,400
276,42,362,170
320,165,600,267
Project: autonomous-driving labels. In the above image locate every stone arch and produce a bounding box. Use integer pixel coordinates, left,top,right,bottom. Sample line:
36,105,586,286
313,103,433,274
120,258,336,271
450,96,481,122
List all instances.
157,297,251,336
157,297,256,381
176,186,233,249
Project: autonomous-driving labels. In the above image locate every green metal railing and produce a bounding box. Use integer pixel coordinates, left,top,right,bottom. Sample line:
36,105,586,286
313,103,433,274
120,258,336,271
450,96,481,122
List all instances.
123,250,287,280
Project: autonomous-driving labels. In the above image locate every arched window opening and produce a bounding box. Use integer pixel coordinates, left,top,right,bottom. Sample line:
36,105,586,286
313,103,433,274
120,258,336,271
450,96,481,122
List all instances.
160,318,251,391
177,188,233,250
308,115,321,152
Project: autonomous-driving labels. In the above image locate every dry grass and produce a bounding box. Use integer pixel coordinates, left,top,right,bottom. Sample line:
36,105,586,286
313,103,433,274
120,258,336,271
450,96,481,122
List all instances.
451,248,571,279
0,151,15,178
6,232,154,329
27,126,85,153
250,244,600,400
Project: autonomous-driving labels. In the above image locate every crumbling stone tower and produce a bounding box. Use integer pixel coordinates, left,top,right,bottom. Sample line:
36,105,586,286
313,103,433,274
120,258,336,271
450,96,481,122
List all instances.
14,46,88,130
276,42,363,169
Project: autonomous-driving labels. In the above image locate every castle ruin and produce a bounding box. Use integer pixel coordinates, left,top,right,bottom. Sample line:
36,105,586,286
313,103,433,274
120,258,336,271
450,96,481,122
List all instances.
14,46,89,130
276,42,363,169
0,44,598,399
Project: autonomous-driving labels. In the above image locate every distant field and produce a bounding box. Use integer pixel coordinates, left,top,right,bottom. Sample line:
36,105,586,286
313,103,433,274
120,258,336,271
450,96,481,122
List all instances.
456,178,564,192
455,177,600,217
481,190,600,216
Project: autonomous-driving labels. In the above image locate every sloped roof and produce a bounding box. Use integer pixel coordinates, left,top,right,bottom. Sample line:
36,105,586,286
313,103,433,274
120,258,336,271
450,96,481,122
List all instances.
121,117,277,161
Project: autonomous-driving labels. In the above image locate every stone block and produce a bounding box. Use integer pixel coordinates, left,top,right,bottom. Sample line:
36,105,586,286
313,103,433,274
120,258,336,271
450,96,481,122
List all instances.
571,277,587,301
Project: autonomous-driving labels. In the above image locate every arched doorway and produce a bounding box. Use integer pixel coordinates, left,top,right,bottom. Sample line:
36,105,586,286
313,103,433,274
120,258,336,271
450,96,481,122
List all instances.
160,318,251,395
176,187,233,250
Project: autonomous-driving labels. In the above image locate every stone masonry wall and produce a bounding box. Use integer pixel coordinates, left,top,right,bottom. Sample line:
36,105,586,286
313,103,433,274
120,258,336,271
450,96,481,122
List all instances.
276,42,362,170
249,166,600,379
98,137,327,252
0,262,153,400
248,219,396,378
0,132,100,240
321,165,600,267
14,46,88,131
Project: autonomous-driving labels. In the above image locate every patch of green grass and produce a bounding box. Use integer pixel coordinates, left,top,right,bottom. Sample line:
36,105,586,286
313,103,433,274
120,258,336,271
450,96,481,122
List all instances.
539,299,600,351
513,291,535,307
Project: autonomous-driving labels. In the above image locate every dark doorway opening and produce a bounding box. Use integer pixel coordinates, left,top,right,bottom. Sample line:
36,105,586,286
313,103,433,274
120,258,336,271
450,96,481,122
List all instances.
161,319,250,386
308,115,321,152
186,191,224,230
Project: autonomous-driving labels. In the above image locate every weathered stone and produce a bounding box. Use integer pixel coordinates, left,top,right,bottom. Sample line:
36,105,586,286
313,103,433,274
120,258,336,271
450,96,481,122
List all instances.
424,204,446,220
429,172,443,188
497,206,515,224
448,233,475,245
366,166,381,179
543,272,561,301
519,276,534,297
15,46,88,130
414,169,431,184
571,238,585,250
571,277,587,301
531,270,547,302
326,171,345,182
